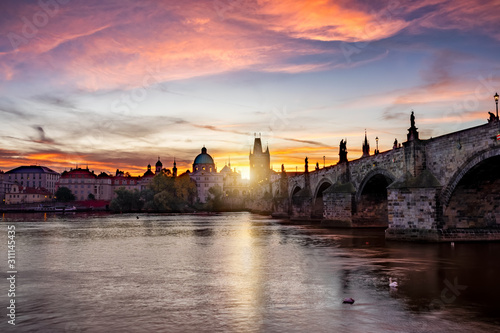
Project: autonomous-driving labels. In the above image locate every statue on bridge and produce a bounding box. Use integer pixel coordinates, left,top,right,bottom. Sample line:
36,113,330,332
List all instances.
305,157,309,173
339,139,348,163
488,112,497,122
407,111,420,141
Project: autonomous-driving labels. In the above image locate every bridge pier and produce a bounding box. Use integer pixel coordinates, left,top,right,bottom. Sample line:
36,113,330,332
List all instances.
321,182,356,227
385,170,443,241
291,189,313,220
271,196,289,218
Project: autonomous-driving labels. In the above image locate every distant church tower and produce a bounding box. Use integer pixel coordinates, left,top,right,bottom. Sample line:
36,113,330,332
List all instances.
362,130,370,157
249,134,270,185
155,157,162,174
172,158,177,178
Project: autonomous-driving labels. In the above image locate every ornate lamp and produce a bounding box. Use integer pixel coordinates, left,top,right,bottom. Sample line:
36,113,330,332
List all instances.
495,92,499,119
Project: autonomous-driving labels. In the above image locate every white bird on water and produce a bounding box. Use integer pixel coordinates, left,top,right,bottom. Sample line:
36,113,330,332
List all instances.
389,278,398,288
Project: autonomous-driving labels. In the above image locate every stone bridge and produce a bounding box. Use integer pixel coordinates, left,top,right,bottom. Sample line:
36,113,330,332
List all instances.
270,120,500,242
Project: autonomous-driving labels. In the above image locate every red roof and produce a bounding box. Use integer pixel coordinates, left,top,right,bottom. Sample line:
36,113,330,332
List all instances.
60,168,96,179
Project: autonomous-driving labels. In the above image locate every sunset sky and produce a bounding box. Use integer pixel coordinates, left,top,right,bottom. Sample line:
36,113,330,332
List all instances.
1,0,499,178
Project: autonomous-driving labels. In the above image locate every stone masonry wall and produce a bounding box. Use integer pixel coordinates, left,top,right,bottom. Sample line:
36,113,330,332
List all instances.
387,187,440,230
322,192,353,226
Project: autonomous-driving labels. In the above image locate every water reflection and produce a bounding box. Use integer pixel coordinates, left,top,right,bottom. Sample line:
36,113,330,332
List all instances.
0,212,498,332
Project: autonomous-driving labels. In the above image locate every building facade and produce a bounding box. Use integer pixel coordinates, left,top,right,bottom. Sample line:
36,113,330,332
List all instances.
5,183,53,205
5,165,60,194
0,171,13,203
189,147,223,203
220,163,248,198
55,160,171,202
57,168,102,201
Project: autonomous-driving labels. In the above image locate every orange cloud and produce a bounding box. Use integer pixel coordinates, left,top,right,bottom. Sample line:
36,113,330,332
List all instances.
254,0,408,42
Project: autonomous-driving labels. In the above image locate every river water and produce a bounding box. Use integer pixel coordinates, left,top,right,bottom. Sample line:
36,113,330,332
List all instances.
0,212,499,332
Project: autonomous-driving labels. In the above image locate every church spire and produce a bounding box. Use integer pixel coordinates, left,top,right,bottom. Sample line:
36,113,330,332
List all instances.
172,157,177,178
362,129,370,157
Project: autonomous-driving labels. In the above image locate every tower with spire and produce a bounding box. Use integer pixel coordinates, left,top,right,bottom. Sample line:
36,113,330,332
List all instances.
249,134,271,185
155,157,162,174
172,158,177,178
362,130,370,157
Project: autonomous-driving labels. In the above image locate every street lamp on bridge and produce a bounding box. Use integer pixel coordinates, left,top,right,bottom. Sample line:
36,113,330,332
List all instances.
495,92,499,119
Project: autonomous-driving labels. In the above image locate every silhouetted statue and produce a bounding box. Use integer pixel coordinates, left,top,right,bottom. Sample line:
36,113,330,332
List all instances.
315,162,319,171
340,139,347,153
407,111,419,141
305,157,308,173
339,139,348,163
488,112,497,122
393,138,398,149
281,164,285,173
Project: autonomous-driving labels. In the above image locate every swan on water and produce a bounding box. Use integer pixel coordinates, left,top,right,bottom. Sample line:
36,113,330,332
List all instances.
389,277,398,288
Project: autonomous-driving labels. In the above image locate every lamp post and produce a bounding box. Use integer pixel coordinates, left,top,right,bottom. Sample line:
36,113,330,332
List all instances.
495,92,499,119
375,136,379,154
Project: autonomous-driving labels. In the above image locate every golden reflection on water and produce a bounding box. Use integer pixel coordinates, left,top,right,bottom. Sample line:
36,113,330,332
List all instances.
225,220,265,330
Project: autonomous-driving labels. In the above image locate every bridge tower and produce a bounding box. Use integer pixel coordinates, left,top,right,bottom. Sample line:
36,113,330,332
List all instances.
249,134,270,185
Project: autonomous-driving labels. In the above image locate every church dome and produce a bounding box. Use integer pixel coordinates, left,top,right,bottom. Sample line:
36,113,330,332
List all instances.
193,147,214,165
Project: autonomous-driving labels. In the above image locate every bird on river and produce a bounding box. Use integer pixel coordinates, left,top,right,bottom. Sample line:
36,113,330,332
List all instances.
389,277,398,288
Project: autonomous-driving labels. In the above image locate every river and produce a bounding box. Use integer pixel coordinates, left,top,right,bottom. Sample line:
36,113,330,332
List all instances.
0,212,499,332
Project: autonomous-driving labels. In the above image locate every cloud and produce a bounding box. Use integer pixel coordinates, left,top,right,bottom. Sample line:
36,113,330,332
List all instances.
31,94,76,109
405,0,500,40
0,100,29,119
252,0,409,42
276,136,326,146
1,0,498,93
31,125,55,144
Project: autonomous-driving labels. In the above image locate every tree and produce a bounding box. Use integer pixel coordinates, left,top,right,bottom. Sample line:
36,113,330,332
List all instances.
174,174,197,205
88,193,96,200
55,187,75,202
110,187,142,212
141,172,197,212
206,185,223,211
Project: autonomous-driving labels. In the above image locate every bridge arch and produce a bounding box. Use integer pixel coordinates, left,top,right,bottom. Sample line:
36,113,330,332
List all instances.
354,168,395,226
441,147,500,207
442,147,500,228
291,185,302,198
312,179,333,218
355,168,396,203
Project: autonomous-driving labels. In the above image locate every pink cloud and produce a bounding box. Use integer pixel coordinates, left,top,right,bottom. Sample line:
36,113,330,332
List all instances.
0,0,498,92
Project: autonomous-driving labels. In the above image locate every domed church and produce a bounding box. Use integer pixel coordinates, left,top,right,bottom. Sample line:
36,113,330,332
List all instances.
190,147,223,203
193,147,216,173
